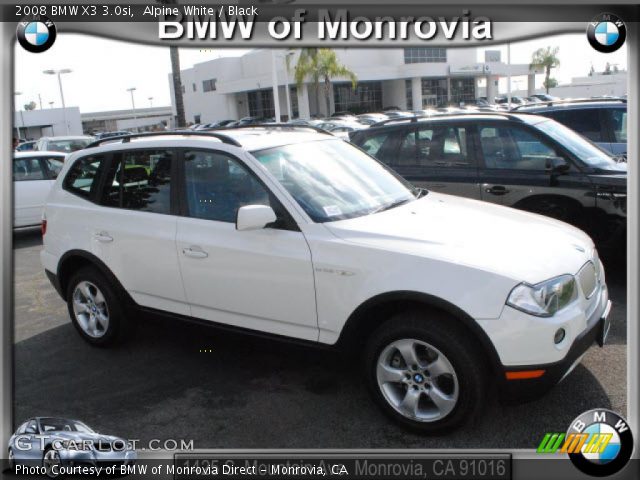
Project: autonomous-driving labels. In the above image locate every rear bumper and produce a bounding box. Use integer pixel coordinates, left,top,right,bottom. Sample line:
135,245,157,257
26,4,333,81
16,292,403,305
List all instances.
499,299,611,402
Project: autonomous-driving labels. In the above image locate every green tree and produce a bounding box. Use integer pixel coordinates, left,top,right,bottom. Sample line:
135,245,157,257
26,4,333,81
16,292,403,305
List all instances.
294,48,357,117
530,46,560,94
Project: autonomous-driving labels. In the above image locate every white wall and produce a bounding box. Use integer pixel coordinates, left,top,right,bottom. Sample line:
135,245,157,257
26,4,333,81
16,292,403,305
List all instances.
13,107,82,139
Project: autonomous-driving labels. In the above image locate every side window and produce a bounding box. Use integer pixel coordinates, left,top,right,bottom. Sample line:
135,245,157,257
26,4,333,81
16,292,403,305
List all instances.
13,158,46,181
17,422,28,434
41,156,64,179
607,109,627,143
102,150,173,214
546,109,604,142
183,150,270,223
25,420,37,434
359,132,392,160
416,125,470,167
63,155,106,200
479,125,563,171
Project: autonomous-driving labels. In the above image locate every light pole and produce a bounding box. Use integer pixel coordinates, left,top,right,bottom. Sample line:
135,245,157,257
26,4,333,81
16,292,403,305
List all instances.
270,50,281,122
48,101,54,109
43,68,72,134
14,91,24,139
148,96,153,108
280,51,296,121
127,87,138,132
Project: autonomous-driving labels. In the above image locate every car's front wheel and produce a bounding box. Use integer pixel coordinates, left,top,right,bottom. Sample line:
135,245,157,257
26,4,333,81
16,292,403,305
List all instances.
66,267,127,346
364,310,488,433
43,448,61,478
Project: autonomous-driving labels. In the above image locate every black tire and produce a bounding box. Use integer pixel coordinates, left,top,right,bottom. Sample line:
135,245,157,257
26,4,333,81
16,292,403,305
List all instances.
66,266,128,347
364,310,489,434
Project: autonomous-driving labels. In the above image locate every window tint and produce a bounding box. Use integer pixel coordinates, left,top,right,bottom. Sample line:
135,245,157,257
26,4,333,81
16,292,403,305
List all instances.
608,109,627,143
545,109,603,142
25,420,37,434
42,156,64,179
392,125,471,167
479,125,563,171
359,132,391,158
102,150,173,214
184,150,270,223
13,158,45,181
64,155,106,199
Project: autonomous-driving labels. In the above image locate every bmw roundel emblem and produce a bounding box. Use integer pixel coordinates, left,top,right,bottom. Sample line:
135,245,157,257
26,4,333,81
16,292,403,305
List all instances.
16,16,57,53
587,14,626,53
567,409,634,477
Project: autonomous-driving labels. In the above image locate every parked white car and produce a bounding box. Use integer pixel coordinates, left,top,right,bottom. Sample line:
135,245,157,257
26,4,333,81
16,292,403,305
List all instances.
13,152,66,228
40,128,611,432
35,136,94,153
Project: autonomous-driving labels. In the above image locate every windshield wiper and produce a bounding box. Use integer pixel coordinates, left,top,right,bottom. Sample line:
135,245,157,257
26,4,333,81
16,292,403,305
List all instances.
370,198,414,215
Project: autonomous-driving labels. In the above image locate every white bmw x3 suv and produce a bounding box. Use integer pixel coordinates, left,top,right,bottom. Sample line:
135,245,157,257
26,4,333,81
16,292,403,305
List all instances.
41,126,611,432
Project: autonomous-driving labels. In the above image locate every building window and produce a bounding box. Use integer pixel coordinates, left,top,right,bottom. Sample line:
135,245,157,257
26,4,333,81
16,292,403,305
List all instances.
404,48,447,64
194,115,201,124
192,83,197,92
421,78,448,107
450,78,476,106
333,81,382,114
290,86,299,118
202,78,217,92
247,89,275,118
405,80,413,110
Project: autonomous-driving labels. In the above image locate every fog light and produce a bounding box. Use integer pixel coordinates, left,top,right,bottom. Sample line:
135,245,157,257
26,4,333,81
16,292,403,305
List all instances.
554,328,566,344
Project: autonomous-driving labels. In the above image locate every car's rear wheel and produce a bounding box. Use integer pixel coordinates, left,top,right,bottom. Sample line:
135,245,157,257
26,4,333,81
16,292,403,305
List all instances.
66,267,127,346
364,310,488,433
43,448,60,478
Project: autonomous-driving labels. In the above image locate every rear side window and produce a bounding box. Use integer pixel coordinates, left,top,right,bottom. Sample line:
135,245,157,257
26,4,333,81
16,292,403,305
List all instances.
358,132,392,158
394,125,471,167
101,149,174,215
63,155,106,199
13,158,46,181
41,156,64,179
545,109,604,142
607,109,627,143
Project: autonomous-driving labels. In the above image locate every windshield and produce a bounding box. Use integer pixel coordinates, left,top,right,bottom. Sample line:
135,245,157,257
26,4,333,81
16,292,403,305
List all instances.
39,418,95,433
535,119,626,171
252,139,418,222
47,139,92,153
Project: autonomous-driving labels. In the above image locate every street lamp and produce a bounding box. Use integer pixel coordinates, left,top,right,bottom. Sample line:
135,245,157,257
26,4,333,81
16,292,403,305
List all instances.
127,87,138,132
43,68,72,134
14,91,25,139
280,51,296,121
148,96,154,108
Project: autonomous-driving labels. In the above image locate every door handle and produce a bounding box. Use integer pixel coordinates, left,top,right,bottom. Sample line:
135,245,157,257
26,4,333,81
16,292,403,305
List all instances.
94,231,113,243
182,246,208,259
485,185,510,196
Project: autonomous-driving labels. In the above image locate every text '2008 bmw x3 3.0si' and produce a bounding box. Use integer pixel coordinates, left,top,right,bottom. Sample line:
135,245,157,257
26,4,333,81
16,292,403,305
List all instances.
41,126,611,433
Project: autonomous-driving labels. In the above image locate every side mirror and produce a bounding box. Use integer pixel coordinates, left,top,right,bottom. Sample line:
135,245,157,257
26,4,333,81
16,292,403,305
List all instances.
547,156,570,174
236,205,277,231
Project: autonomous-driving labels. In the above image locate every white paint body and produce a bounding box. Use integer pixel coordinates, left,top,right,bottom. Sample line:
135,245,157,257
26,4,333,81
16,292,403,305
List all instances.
41,135,608,368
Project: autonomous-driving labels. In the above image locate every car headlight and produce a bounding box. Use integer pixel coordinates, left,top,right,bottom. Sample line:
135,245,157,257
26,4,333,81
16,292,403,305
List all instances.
507,275,578,317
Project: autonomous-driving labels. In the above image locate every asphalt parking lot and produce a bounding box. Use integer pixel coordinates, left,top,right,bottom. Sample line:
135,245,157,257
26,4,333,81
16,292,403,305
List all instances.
13,229,627,450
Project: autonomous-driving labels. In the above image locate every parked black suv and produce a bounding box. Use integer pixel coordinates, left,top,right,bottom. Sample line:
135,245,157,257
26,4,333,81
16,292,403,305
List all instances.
350,113,626,248
514,99,627,158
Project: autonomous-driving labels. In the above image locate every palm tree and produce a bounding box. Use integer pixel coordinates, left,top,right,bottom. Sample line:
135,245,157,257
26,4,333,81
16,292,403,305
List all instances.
158,0,185,127
530,46,560,94
294,48,357,117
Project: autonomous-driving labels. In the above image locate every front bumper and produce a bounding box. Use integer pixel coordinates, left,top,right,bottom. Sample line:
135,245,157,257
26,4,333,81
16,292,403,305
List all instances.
499,298,612,402
59,448,137,466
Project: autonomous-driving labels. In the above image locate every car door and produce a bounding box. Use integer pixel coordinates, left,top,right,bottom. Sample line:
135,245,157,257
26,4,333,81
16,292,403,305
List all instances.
13,156,54,227
80,149,190,316
476,122,595,224
175,148,318,341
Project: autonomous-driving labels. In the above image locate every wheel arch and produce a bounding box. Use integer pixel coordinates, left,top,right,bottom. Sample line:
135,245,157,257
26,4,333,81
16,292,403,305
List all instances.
56,250,135,306
513,193,585,219
336,290,503,375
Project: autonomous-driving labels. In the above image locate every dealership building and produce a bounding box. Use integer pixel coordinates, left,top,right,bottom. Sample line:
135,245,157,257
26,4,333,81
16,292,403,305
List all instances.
169,48,538,124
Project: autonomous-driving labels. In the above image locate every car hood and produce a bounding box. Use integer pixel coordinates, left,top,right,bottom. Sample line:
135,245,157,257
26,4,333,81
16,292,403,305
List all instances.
324,192,594,284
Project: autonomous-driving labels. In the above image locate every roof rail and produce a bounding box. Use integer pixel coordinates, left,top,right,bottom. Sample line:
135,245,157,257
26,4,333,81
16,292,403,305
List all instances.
84,130,242,149
511,97,627,111
206,122,335,137
370,111,522,128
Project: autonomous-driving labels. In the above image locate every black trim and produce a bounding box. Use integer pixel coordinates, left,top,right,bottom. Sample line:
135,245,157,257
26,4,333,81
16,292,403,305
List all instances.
85,131,242,149
45,270,63,298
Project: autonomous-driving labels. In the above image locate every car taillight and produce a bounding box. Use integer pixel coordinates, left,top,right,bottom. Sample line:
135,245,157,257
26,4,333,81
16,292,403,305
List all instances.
41,219,47,236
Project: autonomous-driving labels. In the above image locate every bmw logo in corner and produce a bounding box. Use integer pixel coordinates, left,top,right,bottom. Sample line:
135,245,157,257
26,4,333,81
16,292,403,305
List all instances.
587,13,626,53
567,409,634,477
16,16,57,53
